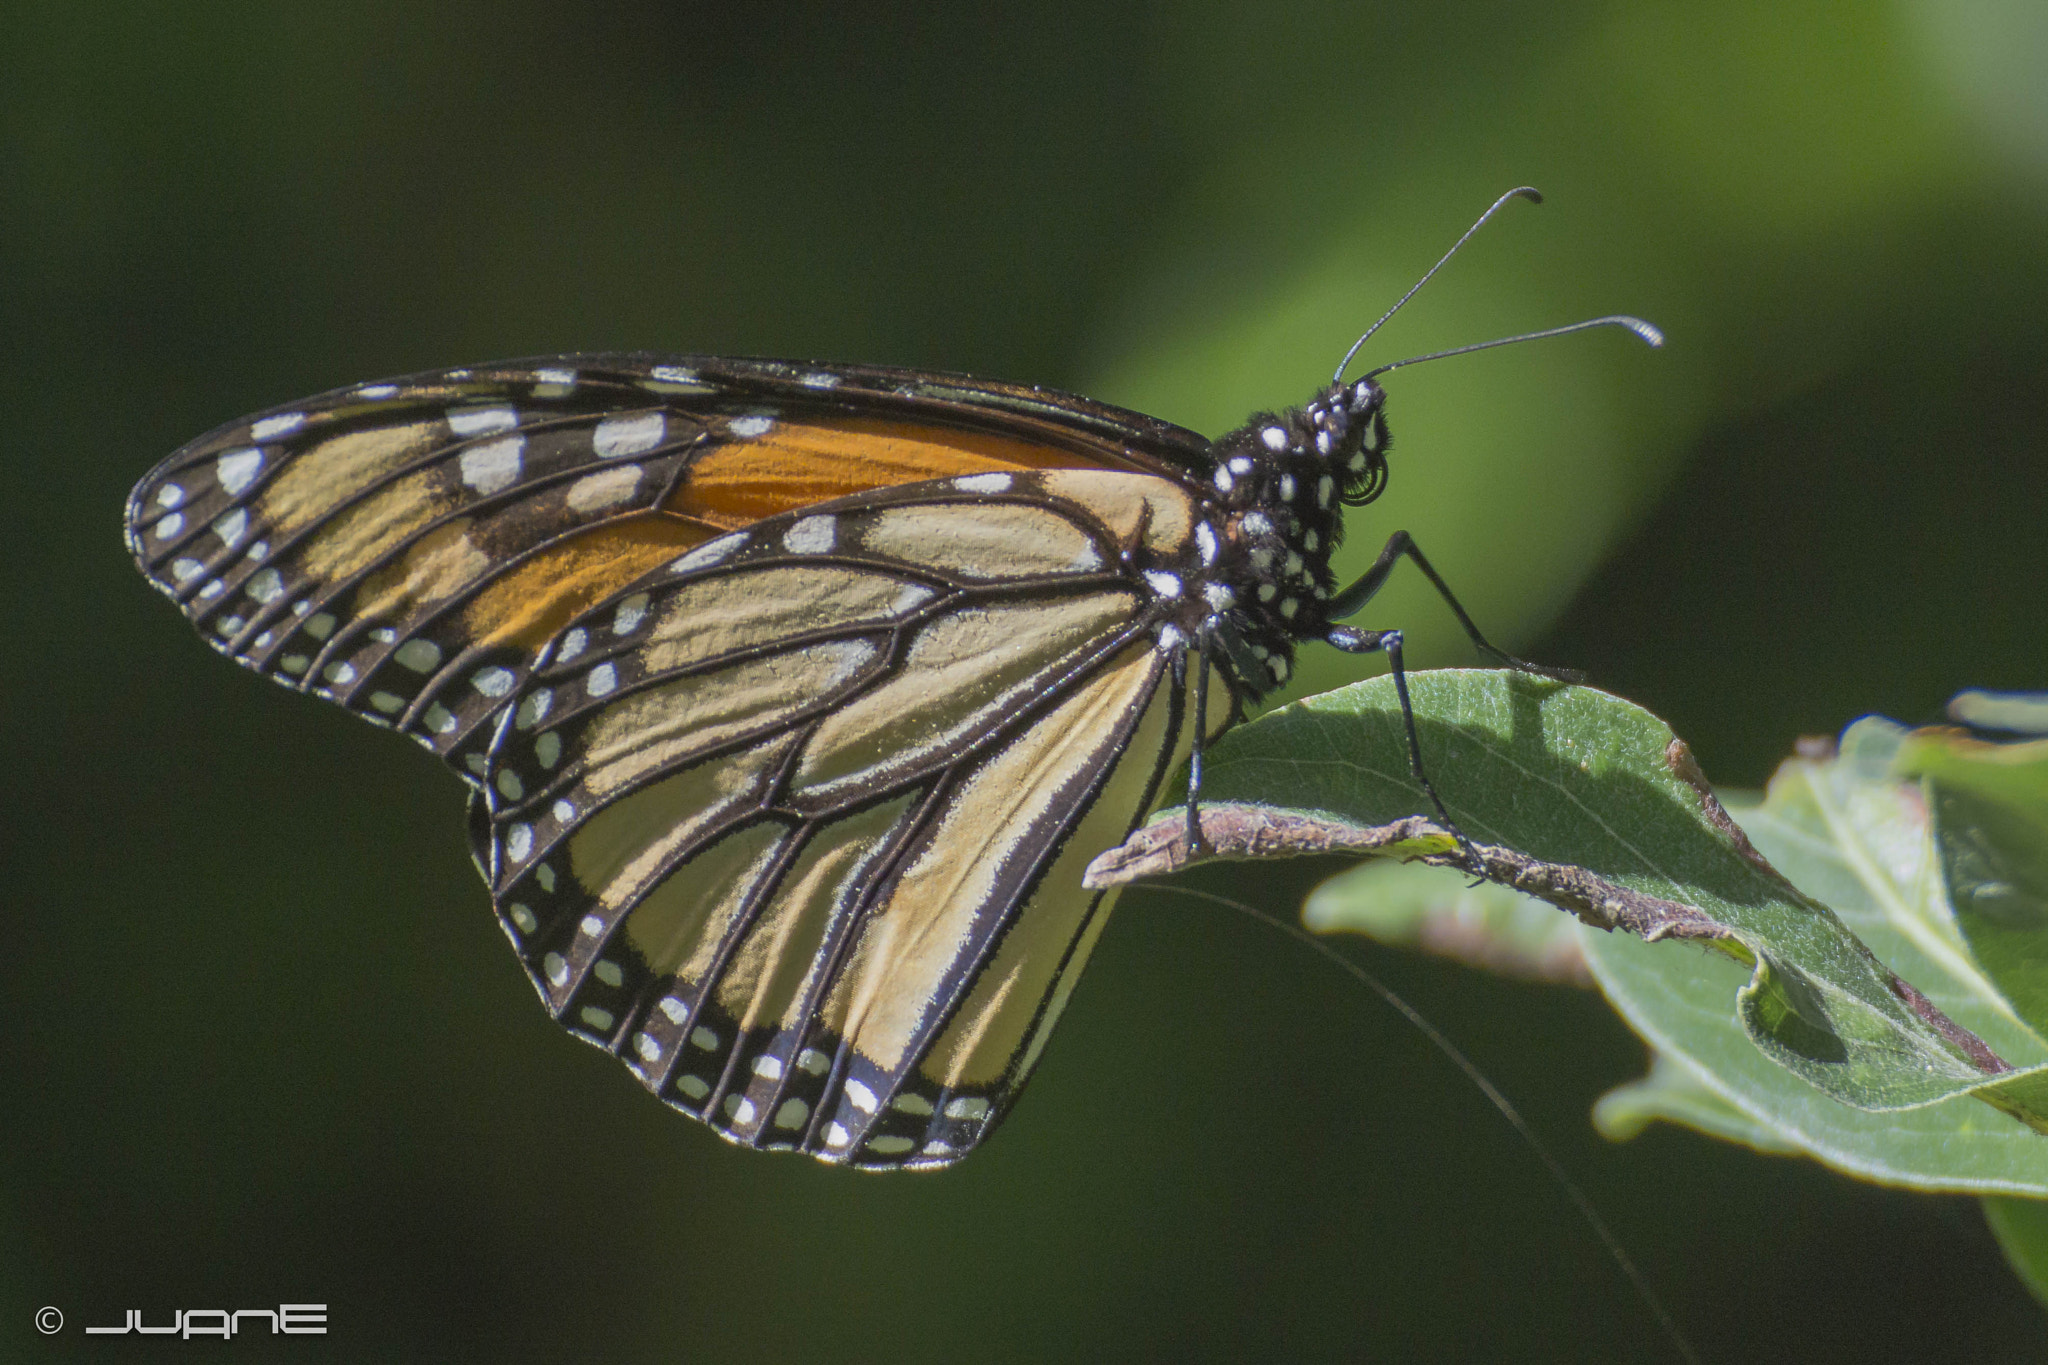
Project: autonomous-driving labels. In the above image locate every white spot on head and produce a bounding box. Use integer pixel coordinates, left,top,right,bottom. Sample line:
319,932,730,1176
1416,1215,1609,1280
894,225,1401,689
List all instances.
1260,426,1289,451
727,414,774,439
370,691,405,714
473,666,516,697
1228,456,1255,475
154,511,185,539
593,411,666,458
543,952,568,986
867,1135,915,1155
774,1097,810,1129
448,405,518,437
251,413,306,440
669,534,745,575
496,770,524,800
943,1096,990,1121
612,593,648,636
156,483,185,508
506,823,534,861
690,1025,720,1050
245,567,284,603
566,464,644,512
845,1079,878,1113
534,731,562,768
212,508,249,548
797,1047,830,1075
752,1055,784,1080
586,662,617,697
953,472,1012,494
556,627,588,663
394,638,442,673
676,1074,712,1100
1194,522,1218,564
424,703,457,733
783,516,835,555
578,1005,616,1033
508,903,538,933
1203,583,1235,611
825,1122,851,1147
658,996,688,1023
1142,570,1182,598
1213,466,1234,494
594,959,624,988
460,436,525,494
515,688,553,728
216,449,265,496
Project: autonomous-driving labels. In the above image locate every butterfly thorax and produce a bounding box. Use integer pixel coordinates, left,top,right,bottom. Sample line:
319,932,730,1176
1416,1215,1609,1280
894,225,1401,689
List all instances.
1198,376,1390,693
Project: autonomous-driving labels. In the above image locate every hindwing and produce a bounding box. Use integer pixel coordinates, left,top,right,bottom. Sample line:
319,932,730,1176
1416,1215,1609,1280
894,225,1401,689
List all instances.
472,470,1234,1167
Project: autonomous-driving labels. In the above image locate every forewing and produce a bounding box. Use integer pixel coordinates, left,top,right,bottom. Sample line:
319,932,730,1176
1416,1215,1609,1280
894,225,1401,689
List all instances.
473,470,1235,1167
124,355,1213,769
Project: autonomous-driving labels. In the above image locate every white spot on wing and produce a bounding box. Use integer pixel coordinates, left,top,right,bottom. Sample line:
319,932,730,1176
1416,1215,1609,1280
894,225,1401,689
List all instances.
566,464,644,512
669,534,745,575
690,1025,719,1050
212,508,249,548
460,436,525,494
825,1122,851,1147
727,414,774,438
245,568,284,603
1260,426,1288,451
867,1135,914,1155
774,1097,809,1128
251,413,305,440
448,405,517,436
944,1096,990,1120
1142,570,1182,598
612,593,649,635
395,638,442,672
752,1055,784,1080
658,997,688,1023
676,1074,711,1099
579,1005,615,1032
473,666,516,697
355,383,399,400
586,662,617,696
157,483,185,508
153,512,185,539
953,472,1012,494
593,412,666,458
783,516,835,554
556,627,588,662
216,449,265,496
845,1079,878,1113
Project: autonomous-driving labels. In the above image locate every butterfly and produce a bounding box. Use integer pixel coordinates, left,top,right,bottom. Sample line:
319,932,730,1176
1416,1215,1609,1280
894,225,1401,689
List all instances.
124,191,1657,1170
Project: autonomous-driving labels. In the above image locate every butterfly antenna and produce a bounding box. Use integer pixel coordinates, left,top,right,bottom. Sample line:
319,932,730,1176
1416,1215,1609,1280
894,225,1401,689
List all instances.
1143,883,1702,1365
1333,186,1546,385
1365,314,1663,381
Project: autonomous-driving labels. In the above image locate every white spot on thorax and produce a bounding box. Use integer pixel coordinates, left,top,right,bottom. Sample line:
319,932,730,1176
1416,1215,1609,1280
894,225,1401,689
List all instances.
1213,466,1234,494
1194,522,1218,564
1142,570,1182,598
1260,426,1288,451
1203,583,1234,611
1317,474,1334,508
1278,474,1296,502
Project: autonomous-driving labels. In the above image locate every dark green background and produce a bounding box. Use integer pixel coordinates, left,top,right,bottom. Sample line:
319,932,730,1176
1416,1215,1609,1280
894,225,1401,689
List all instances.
7,2,2046,1359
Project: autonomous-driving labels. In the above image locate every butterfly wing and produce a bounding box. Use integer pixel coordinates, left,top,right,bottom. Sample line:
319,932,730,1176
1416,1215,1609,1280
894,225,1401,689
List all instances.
474,469,1235,1167
124,355,1215,765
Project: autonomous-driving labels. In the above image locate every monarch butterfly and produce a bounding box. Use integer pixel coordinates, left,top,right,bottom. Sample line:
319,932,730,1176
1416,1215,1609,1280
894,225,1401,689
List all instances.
125,190,1656,1170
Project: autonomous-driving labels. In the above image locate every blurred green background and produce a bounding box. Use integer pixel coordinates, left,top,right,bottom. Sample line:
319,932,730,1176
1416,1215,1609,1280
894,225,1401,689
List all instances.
6,1,2046,1359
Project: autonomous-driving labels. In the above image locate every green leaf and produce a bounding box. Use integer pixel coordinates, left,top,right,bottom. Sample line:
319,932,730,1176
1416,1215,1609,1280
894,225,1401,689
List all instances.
1582,720,2048,1192
1984,1196,2048,1310
1591,1052,1806,1156
1892,721,2048,1035
1303,857,1592,986
1102,671,2036,1111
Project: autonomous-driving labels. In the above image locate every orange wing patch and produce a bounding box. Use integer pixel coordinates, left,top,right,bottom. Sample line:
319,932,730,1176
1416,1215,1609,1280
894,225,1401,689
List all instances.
667,417,1118,528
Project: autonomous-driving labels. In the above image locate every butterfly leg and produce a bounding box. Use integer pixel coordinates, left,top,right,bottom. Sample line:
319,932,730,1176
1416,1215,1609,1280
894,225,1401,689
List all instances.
1184,628,1212,857
1325,624,1487,881
1327,530,1581,683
